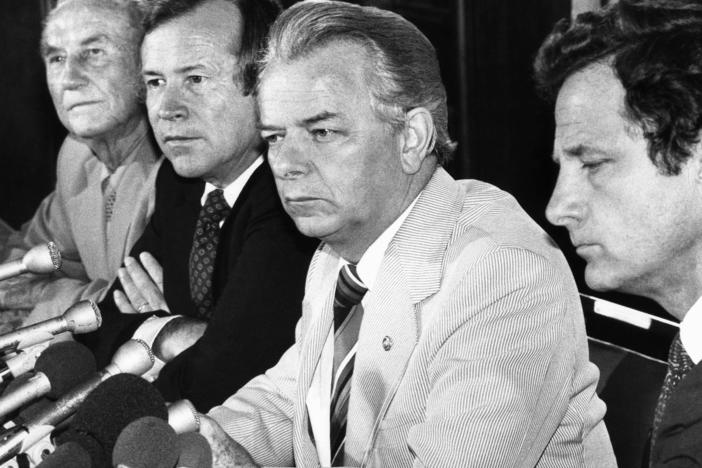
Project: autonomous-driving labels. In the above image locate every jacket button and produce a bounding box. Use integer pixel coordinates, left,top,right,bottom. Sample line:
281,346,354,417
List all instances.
382,336,393,351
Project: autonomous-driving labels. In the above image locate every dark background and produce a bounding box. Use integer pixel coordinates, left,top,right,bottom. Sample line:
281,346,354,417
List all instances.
0,0,667,321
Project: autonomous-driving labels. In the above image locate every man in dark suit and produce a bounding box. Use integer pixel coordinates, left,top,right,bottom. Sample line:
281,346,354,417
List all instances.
78,0,317,412
535,0,702,465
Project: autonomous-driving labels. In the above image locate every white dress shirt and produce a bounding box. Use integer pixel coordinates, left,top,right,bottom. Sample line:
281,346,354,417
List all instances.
133,156,263,380
306,196,419,465
680,294,702,364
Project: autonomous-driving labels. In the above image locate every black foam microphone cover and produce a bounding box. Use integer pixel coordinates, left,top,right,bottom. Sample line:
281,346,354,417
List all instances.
55,428,109,468
176,431,213,468
35,440,91,468
70,373,167,460
112,416,179,468
35,341,96,398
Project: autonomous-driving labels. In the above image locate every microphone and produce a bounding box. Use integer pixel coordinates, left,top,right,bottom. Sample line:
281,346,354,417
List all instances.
0,242,61,281
66,372,167,460
168,399,200,434
0,342,95,419
112,416,178,468
0,339,154,464
0,300,101,354
35,440,91,468
0,342,51,390
175,432,212,468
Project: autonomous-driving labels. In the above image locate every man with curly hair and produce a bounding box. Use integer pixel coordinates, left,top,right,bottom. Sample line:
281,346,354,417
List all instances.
535,0,702,464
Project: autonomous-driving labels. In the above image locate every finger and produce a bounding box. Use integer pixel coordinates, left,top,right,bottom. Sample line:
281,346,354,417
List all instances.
113,290,137,314
139,252,164,292
124,256,164,308
117,265,147,310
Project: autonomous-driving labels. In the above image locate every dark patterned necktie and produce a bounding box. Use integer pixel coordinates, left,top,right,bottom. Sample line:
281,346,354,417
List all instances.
650,332,695,456
330,263,367,466
189,189,230,319
102,176,117,223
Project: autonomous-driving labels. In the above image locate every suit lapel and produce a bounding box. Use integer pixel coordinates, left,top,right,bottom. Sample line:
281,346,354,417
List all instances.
294,246,339,466
348,168,465,464
106,139,160,274
66,159,109,278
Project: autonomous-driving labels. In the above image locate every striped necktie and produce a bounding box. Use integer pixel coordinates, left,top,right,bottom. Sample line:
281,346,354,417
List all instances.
188,189,230,319
330,263,367,466
650,332,695,461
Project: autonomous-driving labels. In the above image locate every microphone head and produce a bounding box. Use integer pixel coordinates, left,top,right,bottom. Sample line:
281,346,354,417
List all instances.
62,301,102,334
110,339,154,376
112,416,178,468
35,342,96,399
22,243,62,274
36,440,91,468
54,429,109,468
175,432,212,468
71,373,167,459
168,399,200,434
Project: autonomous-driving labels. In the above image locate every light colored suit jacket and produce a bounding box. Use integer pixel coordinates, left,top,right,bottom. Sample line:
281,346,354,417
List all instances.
210,168,615,467
0,131,162,320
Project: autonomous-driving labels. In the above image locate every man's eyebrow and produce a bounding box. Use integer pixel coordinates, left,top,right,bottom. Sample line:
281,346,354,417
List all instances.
258,111,341,131
41,34,112,57
41,43,59,58
301,111,339,126
558,143,606,159
80,34,111,47
257,123,282,131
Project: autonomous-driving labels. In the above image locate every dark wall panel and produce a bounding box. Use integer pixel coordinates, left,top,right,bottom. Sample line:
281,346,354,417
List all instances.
0,0,65,229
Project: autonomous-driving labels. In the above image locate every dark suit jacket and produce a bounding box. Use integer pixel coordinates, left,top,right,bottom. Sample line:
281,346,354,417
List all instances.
650,363,702,467
78,159,317,411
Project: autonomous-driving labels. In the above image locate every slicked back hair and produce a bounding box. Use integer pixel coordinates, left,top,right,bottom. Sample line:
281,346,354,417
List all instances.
143,0,281,96
534,0,702,175
260,0,456,165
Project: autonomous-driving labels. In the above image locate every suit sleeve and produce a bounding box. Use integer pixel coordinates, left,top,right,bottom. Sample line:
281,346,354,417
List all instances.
0,139,96,317
401,247,585,468
153,207,315,412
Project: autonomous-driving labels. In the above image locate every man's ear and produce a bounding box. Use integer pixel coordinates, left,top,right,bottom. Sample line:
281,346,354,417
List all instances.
399,107,435,175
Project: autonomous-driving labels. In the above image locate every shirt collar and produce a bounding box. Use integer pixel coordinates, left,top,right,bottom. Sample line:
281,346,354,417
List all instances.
680,294,702,364
338,195,420,291
200,156,263,207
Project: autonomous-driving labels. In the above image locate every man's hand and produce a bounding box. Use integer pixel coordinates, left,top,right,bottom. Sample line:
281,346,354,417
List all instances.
114,252,170,314
199,415,259,467
152,316,207,362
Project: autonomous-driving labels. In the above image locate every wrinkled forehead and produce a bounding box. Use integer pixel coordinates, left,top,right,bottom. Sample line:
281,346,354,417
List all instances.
44,0,135,46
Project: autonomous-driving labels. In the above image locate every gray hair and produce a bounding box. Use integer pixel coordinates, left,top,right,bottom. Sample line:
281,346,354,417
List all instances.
42,0,146,53
260,0,456,165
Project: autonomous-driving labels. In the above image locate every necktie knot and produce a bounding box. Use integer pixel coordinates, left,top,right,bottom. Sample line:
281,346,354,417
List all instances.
201,189,230,225
333,264,367,328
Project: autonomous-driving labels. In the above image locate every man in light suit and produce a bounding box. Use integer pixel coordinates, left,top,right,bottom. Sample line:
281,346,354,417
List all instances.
0,0,161,324
201,2,615,466
535,0,702,465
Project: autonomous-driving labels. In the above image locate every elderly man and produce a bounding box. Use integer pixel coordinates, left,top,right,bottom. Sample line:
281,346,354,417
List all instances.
78,0,316,412
0,0,161,324
200,2,615,466
535,1,702,465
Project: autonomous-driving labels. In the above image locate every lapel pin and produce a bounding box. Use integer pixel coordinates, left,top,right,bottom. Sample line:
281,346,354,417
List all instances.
382,336,393,351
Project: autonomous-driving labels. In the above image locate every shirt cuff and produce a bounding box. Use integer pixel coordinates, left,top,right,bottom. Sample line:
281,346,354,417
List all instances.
132,315,181,382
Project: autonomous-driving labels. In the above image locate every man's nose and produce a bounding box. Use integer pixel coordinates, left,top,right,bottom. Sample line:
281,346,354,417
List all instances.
268,136,308,180
156,85,188,121
59,56,88,90
545,169,586,229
